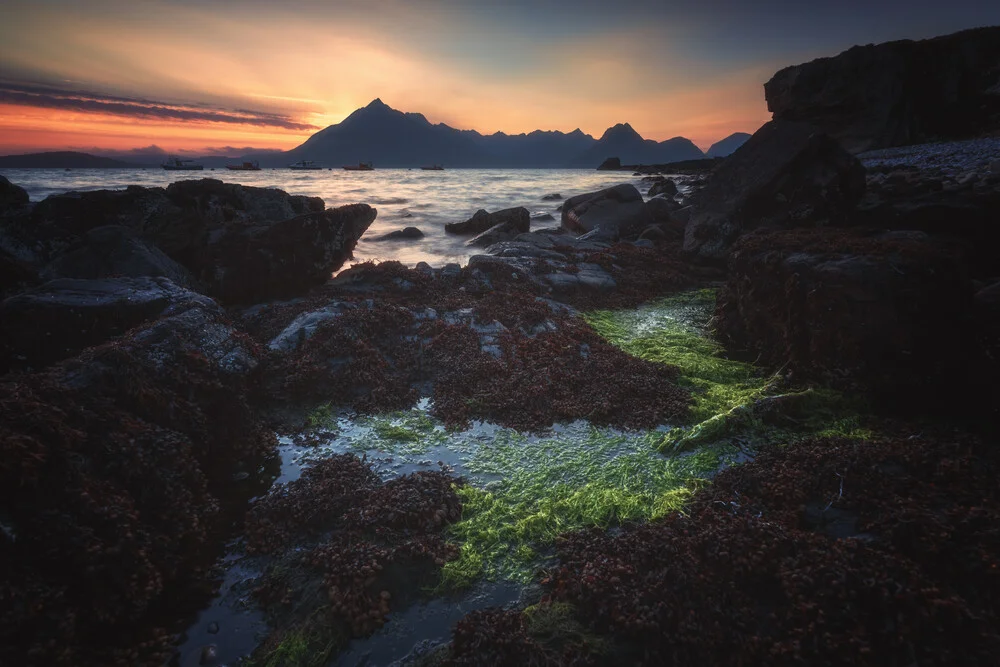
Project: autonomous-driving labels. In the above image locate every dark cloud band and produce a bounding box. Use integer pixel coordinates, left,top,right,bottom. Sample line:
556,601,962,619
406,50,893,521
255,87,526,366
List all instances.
0,81,317,131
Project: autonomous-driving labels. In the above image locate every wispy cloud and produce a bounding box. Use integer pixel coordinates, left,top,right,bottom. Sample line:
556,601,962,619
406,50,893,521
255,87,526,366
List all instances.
0,80,317,131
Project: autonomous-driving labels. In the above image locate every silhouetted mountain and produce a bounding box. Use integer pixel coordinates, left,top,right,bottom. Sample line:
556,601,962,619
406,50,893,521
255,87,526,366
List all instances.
265,100,708,168
0,151,136,168
570,123,705,167
706,132,752,158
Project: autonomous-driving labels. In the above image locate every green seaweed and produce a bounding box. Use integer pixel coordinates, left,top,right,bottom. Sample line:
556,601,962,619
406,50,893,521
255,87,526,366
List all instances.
440,427,729,586
247,621,345,667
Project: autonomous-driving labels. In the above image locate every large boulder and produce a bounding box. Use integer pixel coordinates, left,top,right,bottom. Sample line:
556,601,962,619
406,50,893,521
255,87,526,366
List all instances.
684,120,866,259
765,27,1000,153
561,184,652,240
27,180,374,304
39,225,194,287
0,276,217,373
445,207,530,235
714,228,979,412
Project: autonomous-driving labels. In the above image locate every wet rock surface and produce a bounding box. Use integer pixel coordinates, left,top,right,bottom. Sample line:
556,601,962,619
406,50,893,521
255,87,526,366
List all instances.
445,206,530,236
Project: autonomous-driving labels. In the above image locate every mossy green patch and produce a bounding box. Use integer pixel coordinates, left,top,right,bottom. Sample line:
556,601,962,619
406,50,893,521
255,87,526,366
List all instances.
246,620,345,667
441,427,730,586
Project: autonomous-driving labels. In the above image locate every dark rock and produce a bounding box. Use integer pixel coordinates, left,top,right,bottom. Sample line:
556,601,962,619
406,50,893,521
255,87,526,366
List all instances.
484,241,567,261
466,221,525,248
561,184,652,240
25,179,365,304
0,276,217,373
39,225,194,287
765,27,1000,153
596,157,621,170
684,120,866,259
0,247,38,297
445,207,530,235
541,193,562,201
648,179,678,198
371,226,424,242
206,622,220,635
715,228,979,412
531,213,555,222
0,175,29,214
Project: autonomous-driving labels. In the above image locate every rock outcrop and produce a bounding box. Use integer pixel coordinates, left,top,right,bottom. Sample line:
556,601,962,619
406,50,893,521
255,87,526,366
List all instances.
445,207,530,235
684,121,866,259
714,228,979,411
765,27,1000,153
0,276,216,373
21,179,375,304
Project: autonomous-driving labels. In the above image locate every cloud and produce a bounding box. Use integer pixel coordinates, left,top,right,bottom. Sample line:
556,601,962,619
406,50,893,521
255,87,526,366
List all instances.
0,80,317,131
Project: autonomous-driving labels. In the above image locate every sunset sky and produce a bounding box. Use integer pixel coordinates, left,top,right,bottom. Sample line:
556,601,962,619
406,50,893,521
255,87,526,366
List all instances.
1,0,999,155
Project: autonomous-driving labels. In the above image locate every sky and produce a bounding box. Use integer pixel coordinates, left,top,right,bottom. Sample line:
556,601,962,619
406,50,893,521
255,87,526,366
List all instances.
1,0,998,155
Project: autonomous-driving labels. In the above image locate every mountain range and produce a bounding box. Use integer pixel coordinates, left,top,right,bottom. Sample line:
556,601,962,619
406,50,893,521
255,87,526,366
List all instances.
0,100,756,169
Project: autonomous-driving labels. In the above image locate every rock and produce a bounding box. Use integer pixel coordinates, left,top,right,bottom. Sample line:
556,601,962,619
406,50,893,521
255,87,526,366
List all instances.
765,27,1000,153
541,193,562,201
715,228,979,412
648,179,678,198
637,226,668,244
206,204,376,304
542,263,617,292
0,175,29,214
633,239,655,249
24,179,367,304
371,226,424,241
206,622,220,635
0,276,217,372
561,184,652,240
684,120,866,259
0,248,37,297
39,225,194,287
597,157,621,170
268,302,354,353
991,160,1000,174
643,197,685,241
445,207,530,235
531,213,555,222
466,221,525,248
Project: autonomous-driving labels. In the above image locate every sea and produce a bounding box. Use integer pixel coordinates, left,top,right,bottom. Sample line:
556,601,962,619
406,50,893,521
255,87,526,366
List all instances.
2,168,661,268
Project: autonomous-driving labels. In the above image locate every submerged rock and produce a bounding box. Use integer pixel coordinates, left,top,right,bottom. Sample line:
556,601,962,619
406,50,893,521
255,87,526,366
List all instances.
684,120,866,259
371,226,424,241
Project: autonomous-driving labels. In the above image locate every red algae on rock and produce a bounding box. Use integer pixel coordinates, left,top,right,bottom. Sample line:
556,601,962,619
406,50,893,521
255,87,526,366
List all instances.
245,455,463,662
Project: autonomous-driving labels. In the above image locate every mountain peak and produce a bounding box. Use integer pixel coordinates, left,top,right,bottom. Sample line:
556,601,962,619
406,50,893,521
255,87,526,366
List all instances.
366,98,389,109
600,122,642,142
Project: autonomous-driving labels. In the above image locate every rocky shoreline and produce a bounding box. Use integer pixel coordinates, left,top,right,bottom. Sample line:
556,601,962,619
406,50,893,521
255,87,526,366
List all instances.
2,28,1000,667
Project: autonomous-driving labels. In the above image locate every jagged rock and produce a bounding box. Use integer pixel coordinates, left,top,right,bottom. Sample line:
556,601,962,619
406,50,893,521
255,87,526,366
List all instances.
0,276,217,373
561,184,652,240
648,179,678,198
715,228,979,411
765,27,1000,153
445,207,530,235
39,225,194,287
25,179,370,304
371,226,424,241
684,120,866,259
597,157,621,170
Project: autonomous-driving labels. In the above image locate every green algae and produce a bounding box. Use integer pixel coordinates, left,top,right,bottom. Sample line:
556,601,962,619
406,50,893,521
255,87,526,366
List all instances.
248,621,344,667
440,427,731,587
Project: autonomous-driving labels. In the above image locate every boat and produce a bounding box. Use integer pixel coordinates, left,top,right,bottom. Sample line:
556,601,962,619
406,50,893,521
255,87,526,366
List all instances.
343,162,374,171
226,161,261,171
421,164,444,171
161,157,204,171
289,160,323,170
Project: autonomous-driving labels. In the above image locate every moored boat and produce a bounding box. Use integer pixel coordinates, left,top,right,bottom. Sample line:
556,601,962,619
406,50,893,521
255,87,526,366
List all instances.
161,157,204,171
421,164,444,170
289,160,323,170
343,161,374,171
226,161,261,171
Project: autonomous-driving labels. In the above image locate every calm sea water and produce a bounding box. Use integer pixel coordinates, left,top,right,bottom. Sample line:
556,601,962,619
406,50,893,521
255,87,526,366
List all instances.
2,168,659,267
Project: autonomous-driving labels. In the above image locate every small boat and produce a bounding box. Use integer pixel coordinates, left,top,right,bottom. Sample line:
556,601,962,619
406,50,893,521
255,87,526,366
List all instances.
343,162,374,171
289,160,323,170
421,164,444,171
226,161,261,171
162,157,204,171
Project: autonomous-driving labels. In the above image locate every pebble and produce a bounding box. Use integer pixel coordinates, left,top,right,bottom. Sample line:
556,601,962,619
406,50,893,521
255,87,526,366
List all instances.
207,621,220,634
